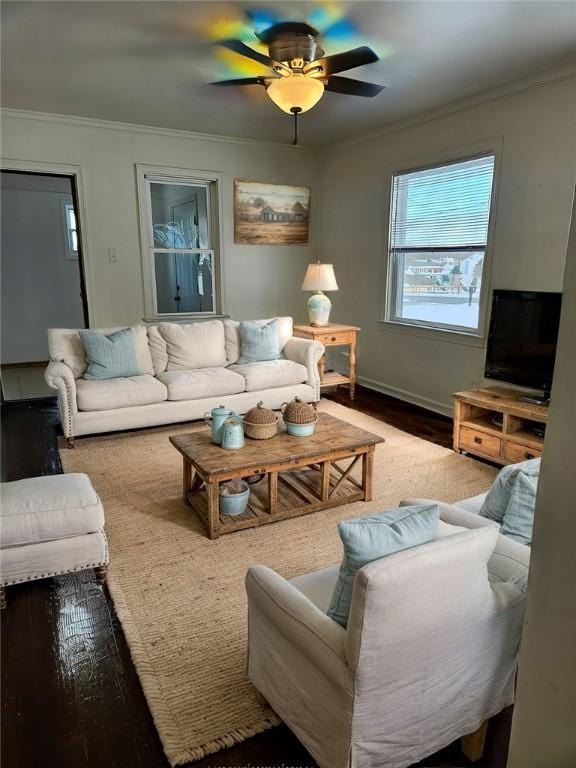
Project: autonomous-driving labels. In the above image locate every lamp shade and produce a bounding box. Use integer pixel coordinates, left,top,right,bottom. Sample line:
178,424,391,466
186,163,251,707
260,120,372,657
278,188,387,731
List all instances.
301,263,338,292
267,74,324,114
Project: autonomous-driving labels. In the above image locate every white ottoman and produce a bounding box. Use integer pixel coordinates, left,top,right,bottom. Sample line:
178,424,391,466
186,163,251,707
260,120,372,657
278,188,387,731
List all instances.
0,473,108,608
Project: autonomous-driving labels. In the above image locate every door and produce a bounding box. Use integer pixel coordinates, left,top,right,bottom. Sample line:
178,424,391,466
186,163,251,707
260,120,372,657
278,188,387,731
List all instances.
0,170,89,398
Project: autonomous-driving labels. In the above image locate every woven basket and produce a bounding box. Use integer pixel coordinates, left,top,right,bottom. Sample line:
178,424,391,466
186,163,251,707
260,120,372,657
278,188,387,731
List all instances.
280,397,317,425
243,401,278,440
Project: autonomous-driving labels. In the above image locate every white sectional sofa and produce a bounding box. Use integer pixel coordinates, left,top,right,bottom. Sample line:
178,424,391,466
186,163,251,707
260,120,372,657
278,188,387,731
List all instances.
45,317,324,446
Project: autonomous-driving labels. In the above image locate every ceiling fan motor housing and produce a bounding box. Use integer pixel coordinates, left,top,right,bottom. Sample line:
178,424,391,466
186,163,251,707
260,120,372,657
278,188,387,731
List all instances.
270,34,324,69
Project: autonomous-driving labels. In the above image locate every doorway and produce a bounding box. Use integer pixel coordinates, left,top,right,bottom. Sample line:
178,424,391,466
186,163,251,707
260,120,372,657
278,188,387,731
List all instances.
1,170,89,400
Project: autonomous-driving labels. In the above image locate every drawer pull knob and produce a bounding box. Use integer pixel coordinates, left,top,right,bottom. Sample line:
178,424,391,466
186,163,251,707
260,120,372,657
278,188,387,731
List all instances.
331,336,337,342
525,452,535,460
473,436,482,444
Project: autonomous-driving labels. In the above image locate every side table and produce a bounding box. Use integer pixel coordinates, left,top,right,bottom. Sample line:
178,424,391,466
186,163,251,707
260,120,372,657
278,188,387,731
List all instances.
293,323,360,400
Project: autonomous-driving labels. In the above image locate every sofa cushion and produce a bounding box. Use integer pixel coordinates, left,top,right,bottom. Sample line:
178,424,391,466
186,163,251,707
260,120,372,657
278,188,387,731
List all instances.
230,359,307,392
327,504,439,628
224,317,293,364
157,367,245,401
238,319,282,364
0,473,104,546
147,325,169,375
159,321,227,370
80,328,140,380
76,375,167,411
48,326,154,378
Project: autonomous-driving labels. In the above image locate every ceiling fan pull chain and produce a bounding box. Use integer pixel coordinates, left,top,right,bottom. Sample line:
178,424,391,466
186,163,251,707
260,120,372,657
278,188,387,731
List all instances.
291,107,301,145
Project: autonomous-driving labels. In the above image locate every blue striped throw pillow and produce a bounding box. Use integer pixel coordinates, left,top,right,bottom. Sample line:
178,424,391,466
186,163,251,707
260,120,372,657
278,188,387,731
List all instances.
80,328,140,380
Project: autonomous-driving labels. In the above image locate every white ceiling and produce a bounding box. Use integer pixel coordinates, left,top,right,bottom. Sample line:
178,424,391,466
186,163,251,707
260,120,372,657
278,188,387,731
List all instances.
2,1,576,146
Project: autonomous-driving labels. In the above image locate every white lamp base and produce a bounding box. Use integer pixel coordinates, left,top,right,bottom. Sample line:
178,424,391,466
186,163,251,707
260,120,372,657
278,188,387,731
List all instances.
307,291,332,326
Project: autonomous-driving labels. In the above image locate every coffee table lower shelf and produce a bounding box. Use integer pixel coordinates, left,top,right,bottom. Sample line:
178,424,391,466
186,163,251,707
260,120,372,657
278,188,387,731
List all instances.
184,454,373,539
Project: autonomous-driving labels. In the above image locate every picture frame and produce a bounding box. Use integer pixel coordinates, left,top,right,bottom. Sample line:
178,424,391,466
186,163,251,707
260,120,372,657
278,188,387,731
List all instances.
234,179,311,245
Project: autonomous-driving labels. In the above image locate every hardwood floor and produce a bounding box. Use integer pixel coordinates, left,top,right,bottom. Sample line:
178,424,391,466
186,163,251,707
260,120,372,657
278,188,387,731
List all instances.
1,390,510,768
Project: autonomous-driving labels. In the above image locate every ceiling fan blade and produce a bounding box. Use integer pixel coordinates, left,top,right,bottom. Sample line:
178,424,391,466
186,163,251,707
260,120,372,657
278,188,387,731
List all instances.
216,39,275,68
212,77,266,87
325,75,385,97
304,45,379,77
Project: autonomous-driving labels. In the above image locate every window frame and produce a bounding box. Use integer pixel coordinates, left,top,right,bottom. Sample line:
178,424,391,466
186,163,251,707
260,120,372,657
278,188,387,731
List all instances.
381,141,502,344
60,198,79,259
136,165,224,321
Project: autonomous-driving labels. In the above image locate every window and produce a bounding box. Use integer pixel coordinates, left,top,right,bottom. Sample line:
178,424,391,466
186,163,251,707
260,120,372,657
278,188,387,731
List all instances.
63,202,78,258
139,171,221,318
385,153,496,335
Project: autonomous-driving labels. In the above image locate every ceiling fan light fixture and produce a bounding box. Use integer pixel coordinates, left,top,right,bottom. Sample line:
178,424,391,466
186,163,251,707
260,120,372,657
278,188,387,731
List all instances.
266,74,324,114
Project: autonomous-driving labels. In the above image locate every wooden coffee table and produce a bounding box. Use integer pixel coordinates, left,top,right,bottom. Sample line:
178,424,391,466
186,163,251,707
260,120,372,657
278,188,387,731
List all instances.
170,413,384,539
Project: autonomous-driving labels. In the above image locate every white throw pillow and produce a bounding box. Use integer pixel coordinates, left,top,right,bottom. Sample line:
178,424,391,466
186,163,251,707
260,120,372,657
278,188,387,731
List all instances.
48,326,154,378
159,321,227,370
224,317,293,364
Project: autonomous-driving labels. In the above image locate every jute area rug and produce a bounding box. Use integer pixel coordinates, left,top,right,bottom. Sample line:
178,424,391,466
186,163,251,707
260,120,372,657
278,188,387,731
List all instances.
60,399,497,766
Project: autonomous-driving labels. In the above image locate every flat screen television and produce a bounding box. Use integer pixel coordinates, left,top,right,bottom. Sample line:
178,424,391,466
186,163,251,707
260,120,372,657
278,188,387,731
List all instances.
485,289,562,399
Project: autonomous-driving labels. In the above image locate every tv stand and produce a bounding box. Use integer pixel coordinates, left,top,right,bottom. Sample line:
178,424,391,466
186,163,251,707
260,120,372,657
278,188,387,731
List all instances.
453,386,548,465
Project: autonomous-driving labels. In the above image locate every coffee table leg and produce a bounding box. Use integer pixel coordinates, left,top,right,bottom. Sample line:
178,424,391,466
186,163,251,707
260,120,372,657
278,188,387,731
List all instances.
320,460,331,501
207,481,220,540
183,457,192,503
362,450,374,502
268,471,278,514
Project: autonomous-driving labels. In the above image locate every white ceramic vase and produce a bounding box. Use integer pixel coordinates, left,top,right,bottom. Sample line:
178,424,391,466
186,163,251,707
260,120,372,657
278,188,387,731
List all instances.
307,291,331,326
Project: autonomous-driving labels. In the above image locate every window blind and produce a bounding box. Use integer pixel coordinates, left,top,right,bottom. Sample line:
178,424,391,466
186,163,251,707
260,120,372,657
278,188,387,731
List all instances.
390,154,496,250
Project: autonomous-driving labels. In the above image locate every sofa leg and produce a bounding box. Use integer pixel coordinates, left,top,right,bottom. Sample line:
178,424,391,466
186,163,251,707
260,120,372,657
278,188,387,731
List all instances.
0,587,6,610
461,720,488,762
94,565,108,585
66,437,75,449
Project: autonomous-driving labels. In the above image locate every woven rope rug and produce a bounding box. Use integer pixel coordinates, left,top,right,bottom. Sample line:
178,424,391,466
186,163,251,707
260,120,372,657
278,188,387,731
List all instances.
60,399,496,766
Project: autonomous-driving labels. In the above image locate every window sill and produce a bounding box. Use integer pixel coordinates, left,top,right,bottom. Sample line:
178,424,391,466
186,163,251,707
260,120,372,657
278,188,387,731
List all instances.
142,313,230,323
378,319,487,348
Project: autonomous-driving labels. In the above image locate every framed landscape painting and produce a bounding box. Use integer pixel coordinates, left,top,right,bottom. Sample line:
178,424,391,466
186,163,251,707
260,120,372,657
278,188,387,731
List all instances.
234,179,311,245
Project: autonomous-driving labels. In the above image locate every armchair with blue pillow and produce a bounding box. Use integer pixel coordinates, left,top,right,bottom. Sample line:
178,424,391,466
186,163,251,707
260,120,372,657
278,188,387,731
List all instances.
246,500,528,768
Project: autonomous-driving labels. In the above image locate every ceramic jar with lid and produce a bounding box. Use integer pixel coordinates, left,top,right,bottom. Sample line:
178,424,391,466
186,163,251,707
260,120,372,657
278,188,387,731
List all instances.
281,397,318,436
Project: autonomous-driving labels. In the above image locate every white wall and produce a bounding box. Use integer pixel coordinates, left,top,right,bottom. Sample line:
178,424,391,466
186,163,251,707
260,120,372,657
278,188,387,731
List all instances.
507,193,576,767
1,113,319,329
1,172,85,363
318,74,576,413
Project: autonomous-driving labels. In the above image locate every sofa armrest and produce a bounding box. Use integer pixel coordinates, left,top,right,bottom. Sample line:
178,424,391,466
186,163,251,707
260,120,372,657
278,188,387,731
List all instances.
283,337,324,399
488,533,531,593
246,565,350,691
45,361,77,438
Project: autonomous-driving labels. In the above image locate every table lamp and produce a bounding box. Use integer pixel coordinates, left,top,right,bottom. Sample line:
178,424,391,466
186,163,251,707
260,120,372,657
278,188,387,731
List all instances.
301,262,338,326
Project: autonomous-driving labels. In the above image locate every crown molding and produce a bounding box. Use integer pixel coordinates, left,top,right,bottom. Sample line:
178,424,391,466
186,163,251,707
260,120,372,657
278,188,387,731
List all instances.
0,108,314,153
325,60,576,152
2,60,575,153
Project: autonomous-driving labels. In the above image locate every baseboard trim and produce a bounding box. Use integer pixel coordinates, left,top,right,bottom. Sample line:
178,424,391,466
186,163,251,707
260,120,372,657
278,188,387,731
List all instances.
358,376,453,418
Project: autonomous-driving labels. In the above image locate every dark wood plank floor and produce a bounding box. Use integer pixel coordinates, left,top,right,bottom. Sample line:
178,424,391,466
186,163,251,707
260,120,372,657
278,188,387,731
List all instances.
1,389,510,768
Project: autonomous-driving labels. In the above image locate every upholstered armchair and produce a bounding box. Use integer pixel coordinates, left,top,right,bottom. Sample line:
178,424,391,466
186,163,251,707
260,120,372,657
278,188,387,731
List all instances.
245,503,528,768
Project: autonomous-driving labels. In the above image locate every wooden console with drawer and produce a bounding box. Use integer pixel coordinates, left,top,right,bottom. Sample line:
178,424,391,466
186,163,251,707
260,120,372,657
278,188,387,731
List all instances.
453,386,548,465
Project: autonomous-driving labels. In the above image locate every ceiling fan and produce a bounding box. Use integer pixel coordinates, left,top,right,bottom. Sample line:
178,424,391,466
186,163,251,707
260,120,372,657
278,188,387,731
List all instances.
212,21,384,143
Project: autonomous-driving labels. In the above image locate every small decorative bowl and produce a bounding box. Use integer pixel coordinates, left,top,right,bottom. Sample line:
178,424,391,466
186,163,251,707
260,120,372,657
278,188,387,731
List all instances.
219,480,250,516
